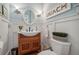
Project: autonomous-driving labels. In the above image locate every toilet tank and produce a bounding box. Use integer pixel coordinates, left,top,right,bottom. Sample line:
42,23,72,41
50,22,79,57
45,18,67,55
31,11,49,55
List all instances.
50,38,71,55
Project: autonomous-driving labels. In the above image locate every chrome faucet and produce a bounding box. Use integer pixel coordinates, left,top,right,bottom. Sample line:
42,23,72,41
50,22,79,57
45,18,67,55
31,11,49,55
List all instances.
29,27,31,32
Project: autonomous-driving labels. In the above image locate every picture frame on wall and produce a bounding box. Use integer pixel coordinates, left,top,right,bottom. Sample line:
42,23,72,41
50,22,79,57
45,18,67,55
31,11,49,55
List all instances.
46,3,71,19
2,5,8,19
0,4,8,19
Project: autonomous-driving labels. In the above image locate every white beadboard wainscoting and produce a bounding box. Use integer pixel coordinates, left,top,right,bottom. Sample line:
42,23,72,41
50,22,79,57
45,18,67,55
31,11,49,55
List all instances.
0,17,9,55
48,15,79,55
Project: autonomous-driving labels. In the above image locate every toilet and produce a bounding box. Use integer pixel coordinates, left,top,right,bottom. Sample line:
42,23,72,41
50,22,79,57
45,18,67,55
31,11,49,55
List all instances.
38,38,71,55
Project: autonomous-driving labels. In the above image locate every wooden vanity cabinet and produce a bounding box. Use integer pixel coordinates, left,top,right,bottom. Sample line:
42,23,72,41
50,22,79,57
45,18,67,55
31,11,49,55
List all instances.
18,33,41,55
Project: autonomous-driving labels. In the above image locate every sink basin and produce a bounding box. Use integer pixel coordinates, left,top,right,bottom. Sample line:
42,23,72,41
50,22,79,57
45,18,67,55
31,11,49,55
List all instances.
20,31,40,36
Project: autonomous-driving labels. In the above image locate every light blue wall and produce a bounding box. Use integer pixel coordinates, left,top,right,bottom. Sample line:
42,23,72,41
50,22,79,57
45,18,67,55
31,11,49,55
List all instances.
9,3,79,23
9,4,35,24
9,4,23,23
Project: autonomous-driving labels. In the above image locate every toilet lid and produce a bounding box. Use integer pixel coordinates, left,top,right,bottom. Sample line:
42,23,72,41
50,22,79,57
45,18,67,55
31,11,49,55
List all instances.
38,50,57,55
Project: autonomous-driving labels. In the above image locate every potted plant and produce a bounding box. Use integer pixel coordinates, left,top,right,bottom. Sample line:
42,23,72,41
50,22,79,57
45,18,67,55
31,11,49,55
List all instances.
18,26,23,32
52,32,68,42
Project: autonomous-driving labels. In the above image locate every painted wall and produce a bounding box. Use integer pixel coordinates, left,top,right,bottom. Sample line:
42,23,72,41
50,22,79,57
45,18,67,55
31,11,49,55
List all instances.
0,3,10,55
47,3,79,55
0,17,8,55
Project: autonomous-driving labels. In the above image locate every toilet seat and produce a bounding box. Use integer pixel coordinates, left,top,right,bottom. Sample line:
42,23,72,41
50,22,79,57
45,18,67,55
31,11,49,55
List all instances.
38,50,57,55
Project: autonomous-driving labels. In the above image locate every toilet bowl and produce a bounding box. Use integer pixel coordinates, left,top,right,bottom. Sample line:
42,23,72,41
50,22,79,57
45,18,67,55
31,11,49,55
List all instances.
38,38,71,55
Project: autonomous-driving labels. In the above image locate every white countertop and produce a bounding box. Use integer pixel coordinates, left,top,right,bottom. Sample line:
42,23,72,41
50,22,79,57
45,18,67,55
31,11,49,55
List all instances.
18,31,40,36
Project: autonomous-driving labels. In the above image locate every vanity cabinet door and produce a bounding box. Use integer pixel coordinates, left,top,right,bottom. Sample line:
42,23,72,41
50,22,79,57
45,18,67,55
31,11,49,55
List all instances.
19,42,32,54
32,37,41,50
18,38,33,54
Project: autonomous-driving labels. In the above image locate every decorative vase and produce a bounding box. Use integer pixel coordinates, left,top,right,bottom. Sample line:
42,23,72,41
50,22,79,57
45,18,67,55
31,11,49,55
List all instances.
18,26,23,32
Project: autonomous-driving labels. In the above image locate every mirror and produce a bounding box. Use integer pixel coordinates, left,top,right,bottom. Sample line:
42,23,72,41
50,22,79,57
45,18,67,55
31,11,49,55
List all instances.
22,8,42,32
23,9,35,24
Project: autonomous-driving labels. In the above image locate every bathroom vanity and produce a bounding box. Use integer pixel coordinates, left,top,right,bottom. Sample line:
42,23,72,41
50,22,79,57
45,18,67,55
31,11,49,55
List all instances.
17,7,42,55
18,32,41,55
